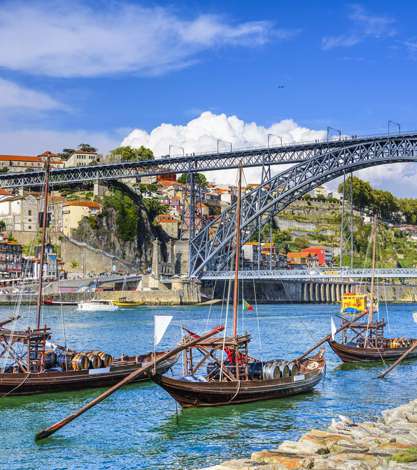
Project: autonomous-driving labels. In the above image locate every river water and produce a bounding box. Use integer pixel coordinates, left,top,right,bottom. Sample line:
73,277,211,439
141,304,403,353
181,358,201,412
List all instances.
1,302,417,469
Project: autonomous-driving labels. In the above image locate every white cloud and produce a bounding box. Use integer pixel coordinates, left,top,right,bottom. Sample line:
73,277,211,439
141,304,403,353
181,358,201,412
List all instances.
122,111,417,196
0,1,290,77
121,111,326,184
0,78,62,110
322,5,396,50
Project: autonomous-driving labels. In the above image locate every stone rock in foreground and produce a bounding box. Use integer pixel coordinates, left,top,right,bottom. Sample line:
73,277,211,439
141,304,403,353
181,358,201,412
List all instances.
202,398,417,469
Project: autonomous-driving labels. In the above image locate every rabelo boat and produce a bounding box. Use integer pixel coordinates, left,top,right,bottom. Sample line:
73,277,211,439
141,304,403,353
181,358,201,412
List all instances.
328,218,417,363
152,167,326,408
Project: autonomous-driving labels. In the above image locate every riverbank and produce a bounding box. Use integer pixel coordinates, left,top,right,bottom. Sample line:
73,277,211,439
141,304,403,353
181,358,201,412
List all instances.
203,398,417,469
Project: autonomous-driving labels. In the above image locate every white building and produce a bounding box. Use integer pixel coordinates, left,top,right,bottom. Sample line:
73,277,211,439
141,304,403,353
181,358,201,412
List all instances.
64,150,99,167
0,194,39,232
309,185,331,199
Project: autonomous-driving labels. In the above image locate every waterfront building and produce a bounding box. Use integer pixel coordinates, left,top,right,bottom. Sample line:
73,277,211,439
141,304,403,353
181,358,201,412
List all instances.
0,237,22,279
62,200,102,237
31,243,64,280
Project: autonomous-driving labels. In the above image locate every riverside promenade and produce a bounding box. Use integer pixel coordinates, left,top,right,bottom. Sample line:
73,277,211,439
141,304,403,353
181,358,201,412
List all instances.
203,398,417,469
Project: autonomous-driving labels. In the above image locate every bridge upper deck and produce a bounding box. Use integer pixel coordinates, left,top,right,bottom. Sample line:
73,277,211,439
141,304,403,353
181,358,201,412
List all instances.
1,130,416,189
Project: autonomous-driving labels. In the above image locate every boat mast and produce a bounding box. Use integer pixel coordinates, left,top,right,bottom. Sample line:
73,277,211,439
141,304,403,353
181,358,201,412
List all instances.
232,165,243,339
367,215,377,330
35,152,51,331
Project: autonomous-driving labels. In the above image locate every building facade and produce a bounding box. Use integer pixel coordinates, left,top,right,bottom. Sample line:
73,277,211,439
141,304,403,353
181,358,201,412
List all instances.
0,155,63,172
62,200,102,236
0,238,23,279
64,151,99,167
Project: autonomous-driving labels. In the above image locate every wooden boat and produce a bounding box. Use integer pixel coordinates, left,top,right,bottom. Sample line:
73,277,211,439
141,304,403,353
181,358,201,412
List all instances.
0,334,176,396
112,297,142,308
328,218,417,364
153,348,325,408
152,166,326,408
328,337,417,363
0,152,177,397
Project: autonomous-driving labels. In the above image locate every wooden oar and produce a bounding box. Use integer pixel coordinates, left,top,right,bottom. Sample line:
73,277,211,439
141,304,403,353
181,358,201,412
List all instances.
35,324,224,441
0,315,21,328
295,310,369,362
377,340,417,379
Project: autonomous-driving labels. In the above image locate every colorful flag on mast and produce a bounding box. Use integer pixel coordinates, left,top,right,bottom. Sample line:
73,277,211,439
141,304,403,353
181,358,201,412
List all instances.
243,299,254,312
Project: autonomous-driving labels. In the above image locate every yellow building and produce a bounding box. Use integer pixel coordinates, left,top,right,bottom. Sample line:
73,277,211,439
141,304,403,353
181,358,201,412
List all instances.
62,200,101,237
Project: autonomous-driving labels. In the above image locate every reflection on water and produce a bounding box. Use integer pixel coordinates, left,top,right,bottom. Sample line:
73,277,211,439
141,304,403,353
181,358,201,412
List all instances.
1,303,417,469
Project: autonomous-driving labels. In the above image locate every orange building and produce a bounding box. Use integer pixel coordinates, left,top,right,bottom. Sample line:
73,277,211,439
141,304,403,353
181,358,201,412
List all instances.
287,246,330,267
0,155,64,172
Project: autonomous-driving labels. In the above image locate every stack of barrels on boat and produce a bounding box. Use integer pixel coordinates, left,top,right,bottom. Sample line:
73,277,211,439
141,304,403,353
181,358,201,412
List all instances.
43,350,113,371
387,337,413,349
207,360,300,380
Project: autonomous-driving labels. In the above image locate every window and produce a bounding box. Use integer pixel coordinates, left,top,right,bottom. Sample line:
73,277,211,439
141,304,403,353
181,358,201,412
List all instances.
28,210,32,216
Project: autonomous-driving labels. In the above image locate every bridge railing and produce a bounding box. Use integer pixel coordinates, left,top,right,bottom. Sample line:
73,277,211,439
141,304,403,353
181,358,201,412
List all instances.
200,268,417,280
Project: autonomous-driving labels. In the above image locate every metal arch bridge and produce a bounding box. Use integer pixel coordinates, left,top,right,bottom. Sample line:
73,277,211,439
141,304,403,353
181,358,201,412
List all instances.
1,131,417,188
189,133,417,278
201,268,417,281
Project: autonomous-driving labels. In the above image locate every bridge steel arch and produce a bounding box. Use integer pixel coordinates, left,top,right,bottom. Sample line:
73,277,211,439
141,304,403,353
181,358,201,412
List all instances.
189,135,417,278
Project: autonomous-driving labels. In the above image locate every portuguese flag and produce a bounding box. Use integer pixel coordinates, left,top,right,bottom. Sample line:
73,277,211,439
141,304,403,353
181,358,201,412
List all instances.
243,299,254,312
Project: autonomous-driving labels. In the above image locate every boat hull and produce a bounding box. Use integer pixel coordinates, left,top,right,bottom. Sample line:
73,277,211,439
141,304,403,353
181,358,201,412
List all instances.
0,356,176,396
328,340,417,363
153,367,324,408
112,301,142,308
77,303,119,312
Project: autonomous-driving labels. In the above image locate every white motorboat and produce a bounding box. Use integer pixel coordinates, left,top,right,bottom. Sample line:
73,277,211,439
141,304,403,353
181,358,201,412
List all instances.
77,300,119,312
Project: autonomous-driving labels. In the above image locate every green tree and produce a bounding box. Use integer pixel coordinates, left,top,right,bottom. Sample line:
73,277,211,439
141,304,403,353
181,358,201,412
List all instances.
338,176,373,211
0,220,5,231
110,146,154,162
103,191,139,242
371,189,399,220
143,198,168,222
78,143,97,152
177,172,208,187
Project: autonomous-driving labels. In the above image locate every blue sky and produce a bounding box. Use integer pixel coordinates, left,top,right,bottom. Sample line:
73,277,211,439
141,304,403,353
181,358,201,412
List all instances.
1,1,417,193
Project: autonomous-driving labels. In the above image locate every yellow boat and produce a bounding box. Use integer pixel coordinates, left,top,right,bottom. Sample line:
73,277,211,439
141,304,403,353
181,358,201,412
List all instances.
112,297,142,308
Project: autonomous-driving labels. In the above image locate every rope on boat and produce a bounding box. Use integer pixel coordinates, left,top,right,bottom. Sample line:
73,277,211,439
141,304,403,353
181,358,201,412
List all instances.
219,279,232,382
252,278,263,362
229,379,241,402
0,371,31,398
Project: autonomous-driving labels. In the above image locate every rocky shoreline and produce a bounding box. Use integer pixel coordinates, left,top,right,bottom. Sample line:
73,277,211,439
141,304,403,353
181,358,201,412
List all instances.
203,399,417,469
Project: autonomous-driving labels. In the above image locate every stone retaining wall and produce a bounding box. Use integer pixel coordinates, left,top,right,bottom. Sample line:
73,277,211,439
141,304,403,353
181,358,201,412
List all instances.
203,399,417,469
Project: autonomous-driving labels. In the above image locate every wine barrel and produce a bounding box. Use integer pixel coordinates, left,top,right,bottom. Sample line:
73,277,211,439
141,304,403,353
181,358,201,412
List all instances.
262,361,281,380
289,363,299,376
43,350,57,369
97,352,113,367
86,352,102,369
57,352,74,370
71,353,89,371
280,364,291,378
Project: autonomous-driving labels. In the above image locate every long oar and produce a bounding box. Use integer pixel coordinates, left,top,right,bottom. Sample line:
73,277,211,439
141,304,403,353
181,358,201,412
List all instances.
35,324,224,441
377,340,417,379
295,310,369,362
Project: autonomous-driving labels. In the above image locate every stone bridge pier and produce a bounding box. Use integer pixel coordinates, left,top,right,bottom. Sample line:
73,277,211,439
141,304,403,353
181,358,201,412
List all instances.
302,281,356,303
